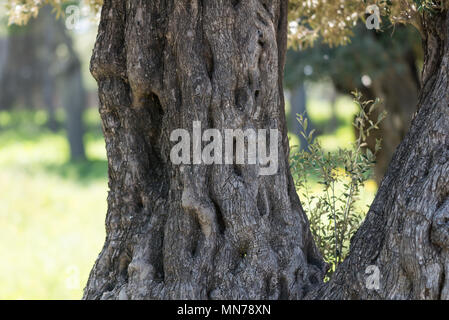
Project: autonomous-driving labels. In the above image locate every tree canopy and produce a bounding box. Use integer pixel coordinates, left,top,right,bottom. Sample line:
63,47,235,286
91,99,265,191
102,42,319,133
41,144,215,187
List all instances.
6,0,446,47
287,0,432,47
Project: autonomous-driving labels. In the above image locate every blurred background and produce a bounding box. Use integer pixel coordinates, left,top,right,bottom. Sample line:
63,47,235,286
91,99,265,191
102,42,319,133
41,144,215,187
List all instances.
0,3,422,299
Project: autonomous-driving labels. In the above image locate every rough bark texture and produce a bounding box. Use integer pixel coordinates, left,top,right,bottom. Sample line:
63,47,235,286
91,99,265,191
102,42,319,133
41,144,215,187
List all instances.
308,10,449,300
84,0,326,300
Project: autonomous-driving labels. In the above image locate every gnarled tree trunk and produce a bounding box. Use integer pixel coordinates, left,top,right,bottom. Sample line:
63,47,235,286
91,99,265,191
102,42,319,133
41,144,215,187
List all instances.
85,1,449,300
84,0,326,300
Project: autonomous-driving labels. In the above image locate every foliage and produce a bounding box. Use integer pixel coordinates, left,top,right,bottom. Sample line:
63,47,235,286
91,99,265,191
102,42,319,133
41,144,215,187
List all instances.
289,92,386,279
284,22,422,90
6,0,446,42
287,0,446,48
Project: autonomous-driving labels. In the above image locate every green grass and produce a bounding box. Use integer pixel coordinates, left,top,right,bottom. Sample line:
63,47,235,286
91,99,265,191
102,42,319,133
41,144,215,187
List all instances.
0,108,107,299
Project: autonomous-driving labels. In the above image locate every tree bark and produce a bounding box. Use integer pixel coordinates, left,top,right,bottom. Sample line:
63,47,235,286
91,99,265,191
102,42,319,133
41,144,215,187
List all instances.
85,2,449,301
308,10,449,300
84,0,326,300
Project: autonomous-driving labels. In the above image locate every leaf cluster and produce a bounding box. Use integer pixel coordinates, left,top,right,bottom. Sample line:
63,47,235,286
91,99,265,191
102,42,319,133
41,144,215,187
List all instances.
289,91,386,279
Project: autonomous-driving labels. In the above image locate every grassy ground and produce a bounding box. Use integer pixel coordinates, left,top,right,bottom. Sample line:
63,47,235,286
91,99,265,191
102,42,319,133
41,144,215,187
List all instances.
0,108,107,299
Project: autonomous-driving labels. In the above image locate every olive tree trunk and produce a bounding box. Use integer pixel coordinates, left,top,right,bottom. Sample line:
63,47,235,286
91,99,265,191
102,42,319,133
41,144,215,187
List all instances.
85,1,449,300
84,0,326,300
331,27,420,184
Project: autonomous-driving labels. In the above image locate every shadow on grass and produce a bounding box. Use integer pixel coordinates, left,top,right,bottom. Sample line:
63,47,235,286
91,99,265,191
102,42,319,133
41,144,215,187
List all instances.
42,159,108,184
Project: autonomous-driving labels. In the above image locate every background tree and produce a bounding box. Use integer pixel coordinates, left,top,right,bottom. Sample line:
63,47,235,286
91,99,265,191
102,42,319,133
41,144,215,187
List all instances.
285,22,422,183
0,5,87,160
285,83,312,151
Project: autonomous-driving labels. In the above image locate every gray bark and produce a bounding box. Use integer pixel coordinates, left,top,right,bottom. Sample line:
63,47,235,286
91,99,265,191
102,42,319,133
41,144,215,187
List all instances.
85,2,448,300
84,0,325,300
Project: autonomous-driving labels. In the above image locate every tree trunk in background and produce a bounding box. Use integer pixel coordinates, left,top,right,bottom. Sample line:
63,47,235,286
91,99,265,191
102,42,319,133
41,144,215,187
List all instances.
333,53,419,184
358,59,419,184
53,6,87,162
308,10,449,300
0,26,36,110
0,38,10,111
288,84,313,151
84,0,326,300
35,5,87,161
42,72,58,131
41,8,58,132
